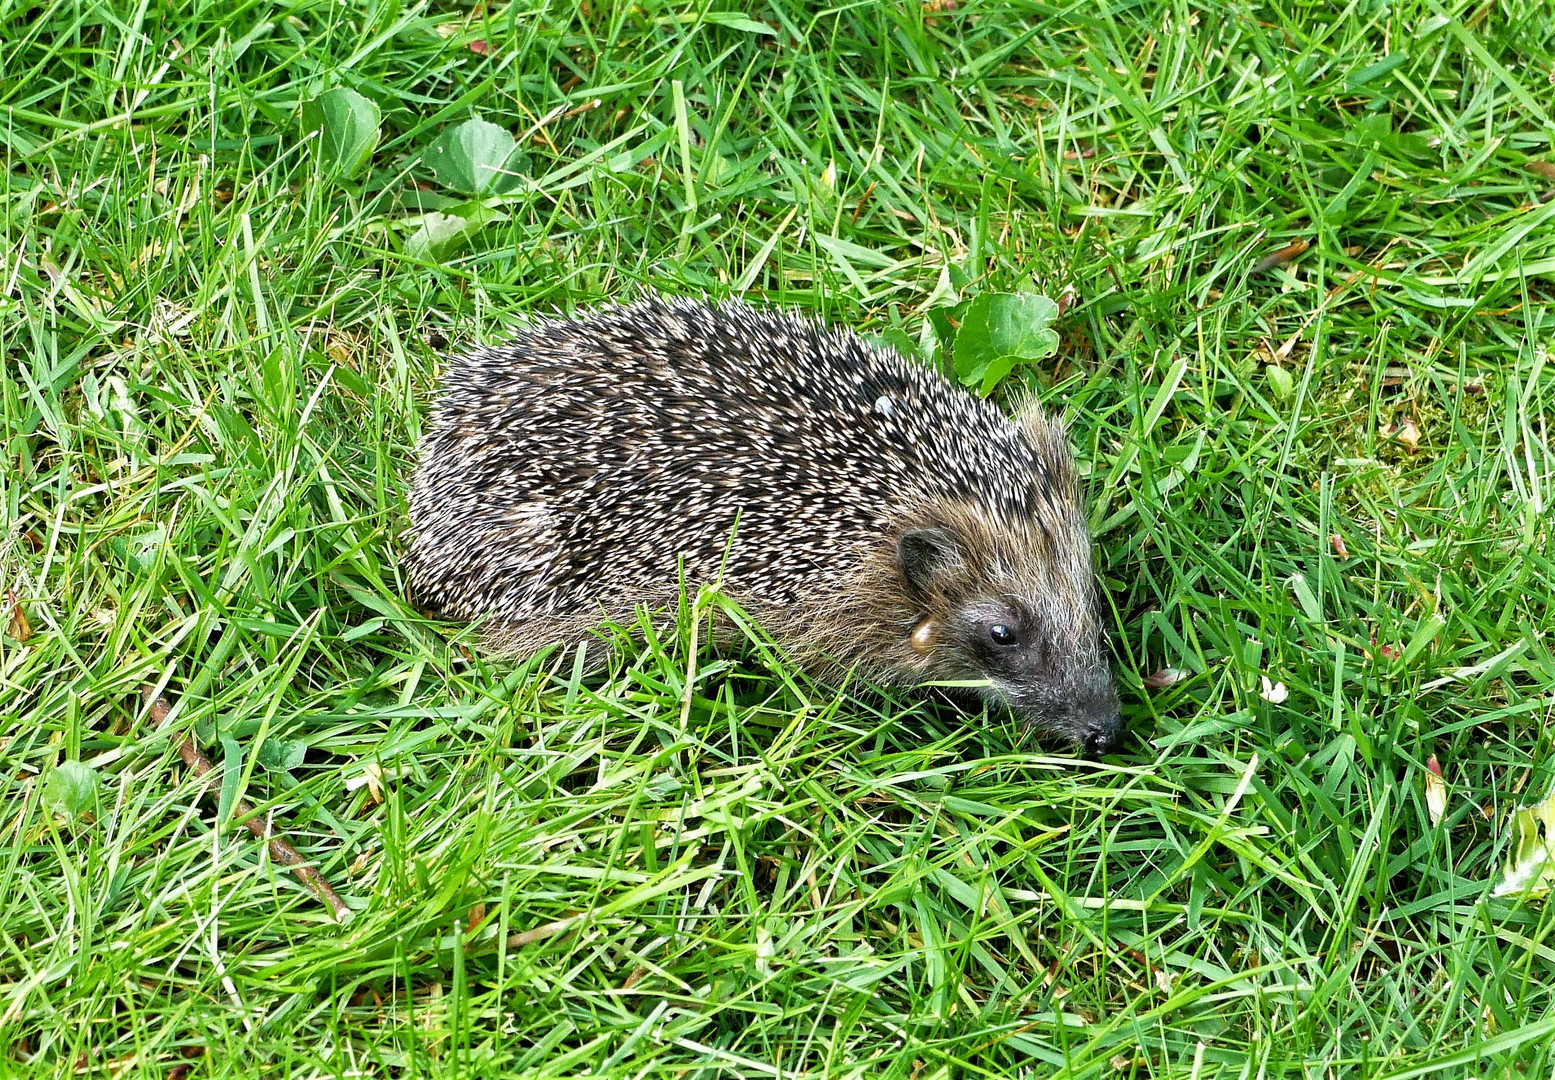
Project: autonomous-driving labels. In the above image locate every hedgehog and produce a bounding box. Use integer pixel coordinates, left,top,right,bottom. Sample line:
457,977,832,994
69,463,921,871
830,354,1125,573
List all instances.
405,297,1123,755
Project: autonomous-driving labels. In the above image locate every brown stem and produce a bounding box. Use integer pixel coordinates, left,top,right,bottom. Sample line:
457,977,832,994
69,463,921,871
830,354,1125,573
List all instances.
506,914,582,949
143,685,352,922
1250,238,1310,275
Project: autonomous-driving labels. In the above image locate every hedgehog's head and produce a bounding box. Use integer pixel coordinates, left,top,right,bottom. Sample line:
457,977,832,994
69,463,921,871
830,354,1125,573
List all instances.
891,413,1121,756
896,520,1122,756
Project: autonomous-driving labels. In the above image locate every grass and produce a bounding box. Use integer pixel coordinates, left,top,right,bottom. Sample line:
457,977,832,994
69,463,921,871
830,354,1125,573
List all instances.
3,0,1555,1075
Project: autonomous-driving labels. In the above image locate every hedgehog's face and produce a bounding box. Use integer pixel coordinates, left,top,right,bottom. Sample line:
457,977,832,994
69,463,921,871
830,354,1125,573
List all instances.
897,522,1123,757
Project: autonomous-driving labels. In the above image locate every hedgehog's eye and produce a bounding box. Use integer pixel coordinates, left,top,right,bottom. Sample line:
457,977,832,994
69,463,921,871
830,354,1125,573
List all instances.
988,624,1018,647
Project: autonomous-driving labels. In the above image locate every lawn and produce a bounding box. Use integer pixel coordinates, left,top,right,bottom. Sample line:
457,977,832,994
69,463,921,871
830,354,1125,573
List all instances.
4,0,1555,1075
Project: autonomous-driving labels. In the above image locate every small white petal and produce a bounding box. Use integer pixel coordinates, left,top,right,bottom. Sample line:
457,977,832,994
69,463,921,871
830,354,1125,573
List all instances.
1259,676,1289,704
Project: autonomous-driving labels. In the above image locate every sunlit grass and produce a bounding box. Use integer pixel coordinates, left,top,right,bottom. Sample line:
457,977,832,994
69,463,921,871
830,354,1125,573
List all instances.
3,0,1554,1075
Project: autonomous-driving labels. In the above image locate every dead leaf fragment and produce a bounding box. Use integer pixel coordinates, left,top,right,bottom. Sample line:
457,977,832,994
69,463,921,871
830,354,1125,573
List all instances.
322,328,360,369
1055,283,1079,317
468,39,493,55
1380,416,1421,452
1493,780,1555,899
5,590,31,643
1425,755,1447,827
1526,161,1555,181
363,762,384,804
127,240,166,274
1330,533,1349,559
1143,668,1189,689
1251,239,1310,274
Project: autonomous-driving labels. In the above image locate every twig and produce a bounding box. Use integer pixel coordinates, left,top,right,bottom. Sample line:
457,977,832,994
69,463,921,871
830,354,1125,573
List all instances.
143,685,352,922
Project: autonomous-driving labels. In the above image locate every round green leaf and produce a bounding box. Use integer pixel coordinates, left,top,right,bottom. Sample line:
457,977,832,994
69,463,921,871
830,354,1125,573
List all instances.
403,203,500,262
257,737,307,773
45,760,99,820
1266,363,1295,401
869,326,920,361
426,119,528,196
951,292,1061,393
300,88,381,181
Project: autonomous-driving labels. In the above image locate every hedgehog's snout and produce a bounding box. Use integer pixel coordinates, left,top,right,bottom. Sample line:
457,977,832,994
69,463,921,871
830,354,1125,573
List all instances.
1066,668,1124,757
1078,707,1125,758
1024,694,1123,757
991,652,1122,756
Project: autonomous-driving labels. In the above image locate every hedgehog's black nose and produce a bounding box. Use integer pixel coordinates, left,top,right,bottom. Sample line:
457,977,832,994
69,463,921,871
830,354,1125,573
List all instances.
1080,712,1124,757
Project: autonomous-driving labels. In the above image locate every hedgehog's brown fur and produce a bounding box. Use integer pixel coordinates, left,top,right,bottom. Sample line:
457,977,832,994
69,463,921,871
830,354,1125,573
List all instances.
405,297,1122,754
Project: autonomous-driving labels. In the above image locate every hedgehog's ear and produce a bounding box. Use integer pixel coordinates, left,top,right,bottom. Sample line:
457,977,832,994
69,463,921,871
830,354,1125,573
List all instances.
897,526,965,601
